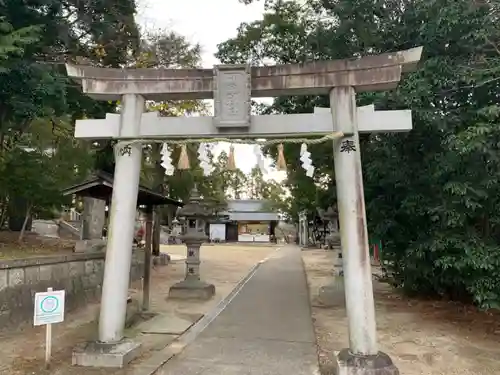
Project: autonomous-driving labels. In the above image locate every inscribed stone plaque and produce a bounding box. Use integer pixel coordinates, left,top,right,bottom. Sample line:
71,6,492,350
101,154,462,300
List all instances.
213,64,251,128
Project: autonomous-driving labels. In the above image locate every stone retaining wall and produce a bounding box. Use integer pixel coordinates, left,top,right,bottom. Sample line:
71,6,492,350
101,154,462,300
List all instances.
0,250,145,329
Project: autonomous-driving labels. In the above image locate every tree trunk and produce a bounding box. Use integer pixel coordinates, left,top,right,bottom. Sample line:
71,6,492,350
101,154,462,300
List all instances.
152,209,161,256
0,130,4,154
166,206,174,228
9,197,32,231
0,196,7,228
18,204,32,244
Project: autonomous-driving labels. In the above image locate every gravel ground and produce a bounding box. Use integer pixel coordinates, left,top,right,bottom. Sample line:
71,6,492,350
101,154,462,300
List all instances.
302,249,500,375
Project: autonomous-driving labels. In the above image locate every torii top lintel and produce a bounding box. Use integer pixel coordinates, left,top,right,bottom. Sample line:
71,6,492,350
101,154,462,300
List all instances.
66,47,422,101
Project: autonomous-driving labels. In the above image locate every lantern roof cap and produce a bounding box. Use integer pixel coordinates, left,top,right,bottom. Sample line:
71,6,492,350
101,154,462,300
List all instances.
177,185,213,218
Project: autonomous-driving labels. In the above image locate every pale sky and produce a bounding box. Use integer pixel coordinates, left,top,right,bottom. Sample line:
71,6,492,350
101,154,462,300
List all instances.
137,0,284,180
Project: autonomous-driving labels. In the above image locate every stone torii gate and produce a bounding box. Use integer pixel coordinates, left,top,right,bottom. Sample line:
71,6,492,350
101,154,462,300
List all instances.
66,47,422,374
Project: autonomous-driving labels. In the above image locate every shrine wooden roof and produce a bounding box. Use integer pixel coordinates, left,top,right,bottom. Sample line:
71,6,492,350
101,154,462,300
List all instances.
62,171,183,207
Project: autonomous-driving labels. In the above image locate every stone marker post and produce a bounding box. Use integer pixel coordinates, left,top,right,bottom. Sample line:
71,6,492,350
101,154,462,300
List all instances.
82,197,106,239
75,197,106,252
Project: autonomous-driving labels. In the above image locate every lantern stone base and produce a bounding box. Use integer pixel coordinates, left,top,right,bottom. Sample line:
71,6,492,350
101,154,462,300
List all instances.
168,279,215,300
335,349,399,375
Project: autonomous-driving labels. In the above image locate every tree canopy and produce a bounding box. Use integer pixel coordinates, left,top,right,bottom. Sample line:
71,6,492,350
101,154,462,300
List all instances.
218,0,500,309
0,0,138,229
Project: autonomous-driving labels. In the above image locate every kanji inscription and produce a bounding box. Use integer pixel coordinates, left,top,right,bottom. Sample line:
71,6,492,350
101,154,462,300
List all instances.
213,65,251,127
119,144,132,156
340,140,356,153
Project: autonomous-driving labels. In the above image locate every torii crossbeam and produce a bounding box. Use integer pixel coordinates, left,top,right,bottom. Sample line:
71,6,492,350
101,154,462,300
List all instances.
73,104,412,140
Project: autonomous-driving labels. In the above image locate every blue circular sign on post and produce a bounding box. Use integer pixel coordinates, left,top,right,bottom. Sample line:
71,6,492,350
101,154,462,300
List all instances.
40,296,59,313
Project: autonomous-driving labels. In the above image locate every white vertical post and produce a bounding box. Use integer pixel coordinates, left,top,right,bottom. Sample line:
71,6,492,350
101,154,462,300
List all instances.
301,218,304,246
302,217,309,247
302,215,307,246
329,87,377,355
45,287,53,368
297,213,302,246
298,212,306,246
298,215,302,246
99,94,145,343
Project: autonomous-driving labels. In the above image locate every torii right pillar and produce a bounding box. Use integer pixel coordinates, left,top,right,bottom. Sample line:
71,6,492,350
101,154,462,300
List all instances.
330,86,386,374
326,50,423,375
330,92,415,373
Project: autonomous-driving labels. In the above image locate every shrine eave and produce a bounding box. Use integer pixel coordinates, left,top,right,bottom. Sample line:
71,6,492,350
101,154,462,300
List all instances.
66,47,423,101
62,171,183,207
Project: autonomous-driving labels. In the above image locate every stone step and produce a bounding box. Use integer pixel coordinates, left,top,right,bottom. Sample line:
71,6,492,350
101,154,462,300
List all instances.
66,220,82,230
57,219,82,240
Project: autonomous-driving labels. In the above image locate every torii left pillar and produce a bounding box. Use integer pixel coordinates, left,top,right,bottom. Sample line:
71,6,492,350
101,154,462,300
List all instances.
72,94,145,368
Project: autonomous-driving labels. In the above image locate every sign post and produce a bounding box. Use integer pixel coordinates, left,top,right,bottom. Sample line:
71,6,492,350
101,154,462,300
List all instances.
34,287,66,369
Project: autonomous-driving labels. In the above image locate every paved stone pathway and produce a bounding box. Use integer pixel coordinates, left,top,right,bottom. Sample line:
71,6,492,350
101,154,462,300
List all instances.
156,245,319,375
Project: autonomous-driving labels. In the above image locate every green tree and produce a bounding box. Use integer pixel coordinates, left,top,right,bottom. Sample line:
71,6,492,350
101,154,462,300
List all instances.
218,0,500,308
0,148,59,241
0,0,139,148
0,0,139,229
248,166,264,199
128,27,218,254
0,17,39,73
209,150,248,200
247,166,286,210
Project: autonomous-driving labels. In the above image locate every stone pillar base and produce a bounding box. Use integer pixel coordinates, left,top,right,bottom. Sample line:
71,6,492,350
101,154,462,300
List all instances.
335,349,399,375
74,239,106,253
168,279,215,300
72,339,141,368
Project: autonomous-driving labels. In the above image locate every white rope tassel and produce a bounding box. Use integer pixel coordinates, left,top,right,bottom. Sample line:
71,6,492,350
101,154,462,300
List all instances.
253,144,267,175
160,143,175,176
300,143,315,178
198,143,213,176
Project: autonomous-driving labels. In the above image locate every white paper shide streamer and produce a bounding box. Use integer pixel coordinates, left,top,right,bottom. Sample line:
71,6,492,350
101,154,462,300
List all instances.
253,145,267,175
300,143,315,177
160,143,175,176
198,143,213,176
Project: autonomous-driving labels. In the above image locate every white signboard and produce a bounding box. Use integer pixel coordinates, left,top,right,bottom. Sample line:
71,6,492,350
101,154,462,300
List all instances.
34,289,65,326
238,233,270,242
209,223,226,241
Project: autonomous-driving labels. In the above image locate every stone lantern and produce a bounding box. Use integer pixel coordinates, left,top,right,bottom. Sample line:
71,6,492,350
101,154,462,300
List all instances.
168,185,216,300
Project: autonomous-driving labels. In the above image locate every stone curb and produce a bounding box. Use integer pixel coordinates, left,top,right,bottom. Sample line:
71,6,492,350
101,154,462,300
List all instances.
125,246,282,375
